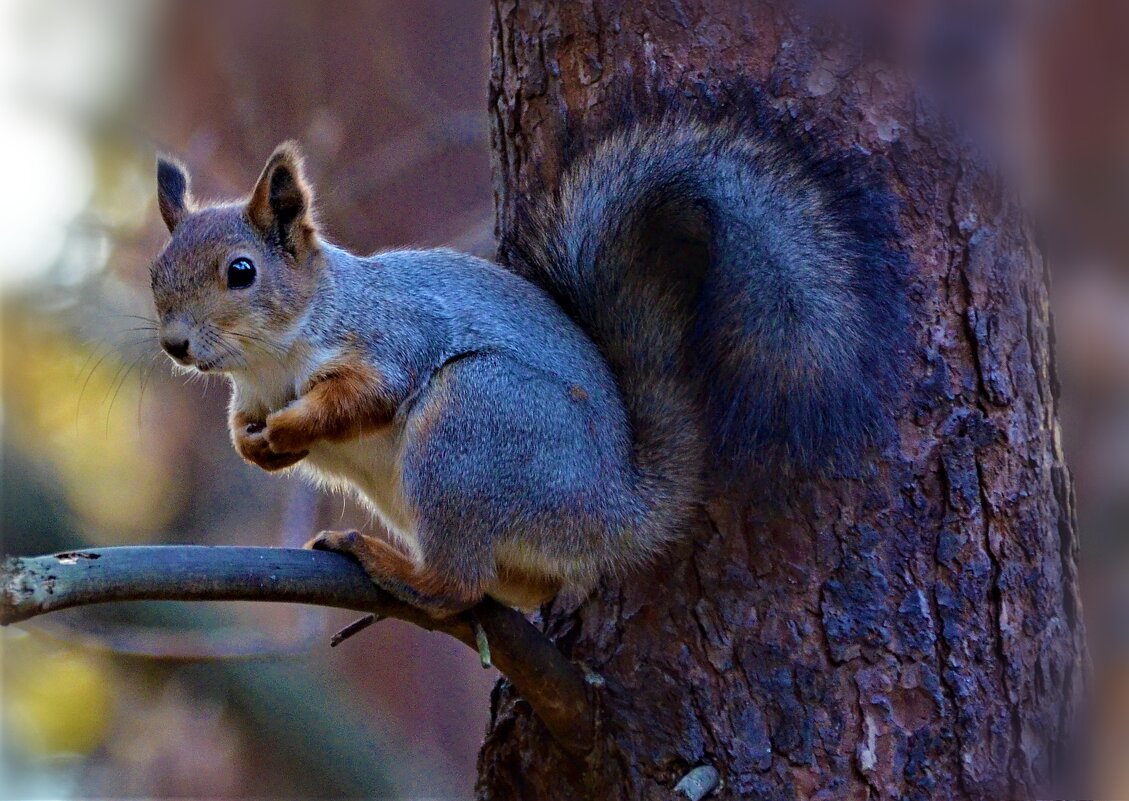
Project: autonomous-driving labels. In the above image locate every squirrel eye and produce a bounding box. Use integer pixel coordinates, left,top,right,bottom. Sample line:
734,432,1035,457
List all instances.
226,258,256,289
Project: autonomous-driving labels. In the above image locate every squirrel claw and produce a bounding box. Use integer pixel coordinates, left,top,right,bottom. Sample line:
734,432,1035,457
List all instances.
263,405,317,455
305,529,361,552
235,426,307,471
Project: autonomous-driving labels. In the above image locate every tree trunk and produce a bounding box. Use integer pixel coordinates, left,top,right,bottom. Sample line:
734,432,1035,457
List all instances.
481,2,1085,799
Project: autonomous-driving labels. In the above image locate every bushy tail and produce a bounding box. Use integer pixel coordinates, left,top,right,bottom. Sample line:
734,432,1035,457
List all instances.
505,113,906,501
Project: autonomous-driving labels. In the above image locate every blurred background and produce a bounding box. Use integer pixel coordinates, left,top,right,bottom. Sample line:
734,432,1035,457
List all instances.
1,1,495,798
1,0,1129,798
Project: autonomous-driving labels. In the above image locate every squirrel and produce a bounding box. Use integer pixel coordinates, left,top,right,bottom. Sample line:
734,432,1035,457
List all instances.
149,111,906,617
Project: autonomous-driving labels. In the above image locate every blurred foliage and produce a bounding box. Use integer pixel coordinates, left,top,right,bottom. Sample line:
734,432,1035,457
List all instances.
3,306,183,540
2,1,495,797
3,633,115,758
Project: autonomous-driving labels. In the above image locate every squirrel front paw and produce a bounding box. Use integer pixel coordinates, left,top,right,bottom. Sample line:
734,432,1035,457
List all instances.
263,403,318,455
234,422,308,471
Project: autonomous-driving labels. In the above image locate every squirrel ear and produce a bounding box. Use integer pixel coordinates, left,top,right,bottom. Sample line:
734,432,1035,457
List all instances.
247,141,317,252
156,155,193,233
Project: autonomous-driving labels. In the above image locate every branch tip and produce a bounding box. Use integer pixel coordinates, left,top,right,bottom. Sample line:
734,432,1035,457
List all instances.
469,613,492,669
330,613,382,647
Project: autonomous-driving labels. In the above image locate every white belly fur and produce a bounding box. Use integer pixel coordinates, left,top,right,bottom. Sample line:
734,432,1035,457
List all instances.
298,426,421,560
229,364,420,561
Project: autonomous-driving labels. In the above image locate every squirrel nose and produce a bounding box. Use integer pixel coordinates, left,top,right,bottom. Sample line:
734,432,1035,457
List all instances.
161,337,191,360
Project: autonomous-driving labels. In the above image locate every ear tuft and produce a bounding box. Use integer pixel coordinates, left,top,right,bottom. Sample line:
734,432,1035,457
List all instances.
247,141,317,252
156,155,193,233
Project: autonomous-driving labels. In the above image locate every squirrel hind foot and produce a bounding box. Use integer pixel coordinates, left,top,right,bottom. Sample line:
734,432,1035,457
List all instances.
306,530,483,619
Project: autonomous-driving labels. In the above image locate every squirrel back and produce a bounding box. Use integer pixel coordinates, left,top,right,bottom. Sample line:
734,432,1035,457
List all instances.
507,113,907,492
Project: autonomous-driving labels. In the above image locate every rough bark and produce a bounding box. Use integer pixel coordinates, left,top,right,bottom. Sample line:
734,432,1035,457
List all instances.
480,2,1085,799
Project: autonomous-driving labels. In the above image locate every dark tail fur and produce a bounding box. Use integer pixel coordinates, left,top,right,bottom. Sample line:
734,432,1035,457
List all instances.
506,112,907,499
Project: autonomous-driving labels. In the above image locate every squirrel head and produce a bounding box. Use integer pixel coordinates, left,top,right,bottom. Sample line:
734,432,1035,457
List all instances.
149,141,321,373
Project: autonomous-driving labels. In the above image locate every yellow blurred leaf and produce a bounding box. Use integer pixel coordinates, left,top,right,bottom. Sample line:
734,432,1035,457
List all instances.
2,304,186,538
2,633,115,757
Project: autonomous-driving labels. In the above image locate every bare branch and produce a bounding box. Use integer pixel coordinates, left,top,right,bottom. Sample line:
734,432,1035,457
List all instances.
330,613,381,647
1,546,596,756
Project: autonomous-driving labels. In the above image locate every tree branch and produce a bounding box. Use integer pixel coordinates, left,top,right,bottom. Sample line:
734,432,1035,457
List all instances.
1,545,596,756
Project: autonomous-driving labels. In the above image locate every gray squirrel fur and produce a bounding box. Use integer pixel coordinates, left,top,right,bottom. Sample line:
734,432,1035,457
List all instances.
149,109,907,615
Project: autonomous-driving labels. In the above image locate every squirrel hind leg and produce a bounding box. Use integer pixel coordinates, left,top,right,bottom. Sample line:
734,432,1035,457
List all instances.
305,530,484,619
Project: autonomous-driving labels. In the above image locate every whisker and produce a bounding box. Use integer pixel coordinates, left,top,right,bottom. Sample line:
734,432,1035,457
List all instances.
228,330,288,366
77,348,118,427
105,350,151,434
100,356,132,408
214,335,249,370
229,330,277,348
136,351,163,435
95,333,160,351
102,336,159,415
74,342,113,432
109,313,160,325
